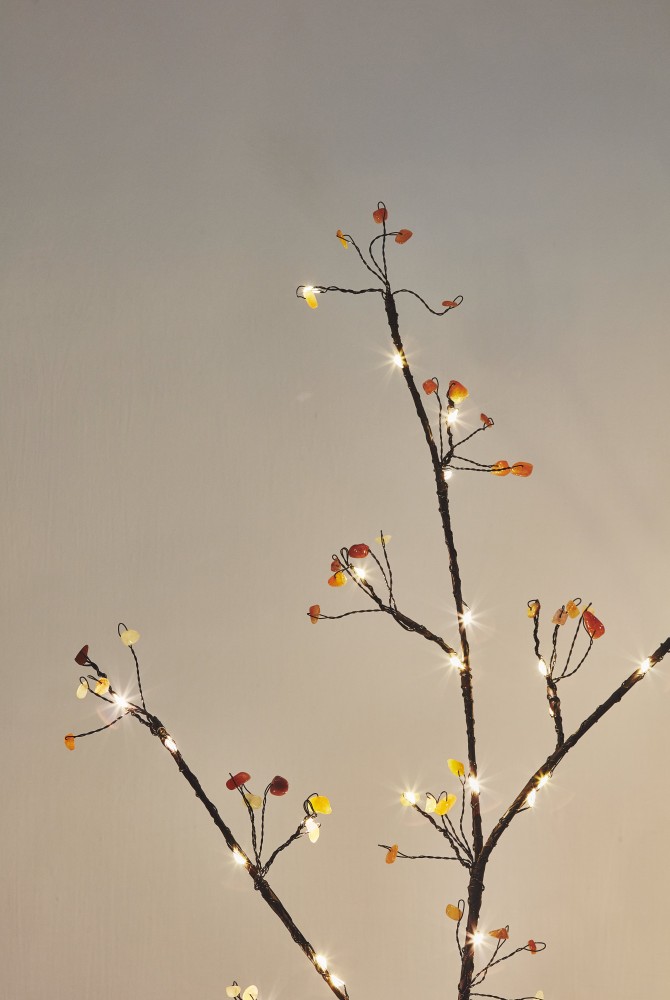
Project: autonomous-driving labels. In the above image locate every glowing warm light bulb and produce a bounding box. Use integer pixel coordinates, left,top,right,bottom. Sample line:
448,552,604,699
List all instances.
526,789,537,808
443,468,453,481
446,407,459,424
304,817,320,842
392,352,404,368
232,849,247,866
315,954,328,971
537,658,548,676
472,931,485,947
462,609,473,626
537,774,550,790
163,735,178,754
639,657,652,674
352,566,367,581
302,286,319,309
449,654,463,670
401,790,417,806
330,975,345,989
469,776,480,795
114,693,131,711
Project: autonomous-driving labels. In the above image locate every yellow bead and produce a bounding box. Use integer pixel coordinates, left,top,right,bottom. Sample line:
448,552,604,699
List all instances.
120,629,140,646
303,287,318,309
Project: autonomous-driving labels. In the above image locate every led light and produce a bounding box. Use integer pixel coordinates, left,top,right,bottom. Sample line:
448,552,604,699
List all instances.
232,849,247,866
302,286,319,309
462,609,473,626
469,776,480,795
526,789,537,808
537,658,548,676
304,817,320,842
449,654,463,670
443,468,453,481
163,735,178,754
113,693,131,711
446,407,459,424
472,931,485,947
537,774,550,790
352,566,367,581
392,352,404,368
639,658,652,674
401,790,417,806
315,954,328,971
330,975,345,989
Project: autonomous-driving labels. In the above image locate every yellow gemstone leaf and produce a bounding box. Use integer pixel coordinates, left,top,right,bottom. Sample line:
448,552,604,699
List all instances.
535,993,544,1000
309,794,332,814
64,733,76,751
303,287,318,309
226,987,241,999
448,759,465,778
245,792,263,809
76,681,88,700
385,844,399,864
446,903,462,921
242,987,258,1000
120,628,140,646
425,793,437,813
336,229,348,249
435,793,457,815
94,677,110,695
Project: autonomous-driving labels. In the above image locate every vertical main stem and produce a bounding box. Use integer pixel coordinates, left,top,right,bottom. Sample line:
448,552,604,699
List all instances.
382,290,483,997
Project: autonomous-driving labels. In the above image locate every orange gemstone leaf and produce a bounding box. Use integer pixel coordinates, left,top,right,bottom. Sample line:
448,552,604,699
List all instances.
385,844,399,864
583,610,605,639
373,207,388,224
336,229,348,249
489,927,509,940
511,462,533,477
308,604,320,624
442,299,460,309
64,733,76,751
328,571,346,587
446,903,463,921
480,413,494,428
348,543,369,559
491,461,511,477
447,380,468,404
422,379,438,395
395,229,412,244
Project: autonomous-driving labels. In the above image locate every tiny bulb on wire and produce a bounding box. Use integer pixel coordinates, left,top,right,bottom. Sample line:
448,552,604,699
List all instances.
462,609,473,626
446,407,459,424
639,658,652,674
163,735,178,754
315,954,328,971
232,849,247,866
537,658,548,676
392,352,404,368
449,654,463,670
443,468,453,481
469,776,480,795
526,789,537,808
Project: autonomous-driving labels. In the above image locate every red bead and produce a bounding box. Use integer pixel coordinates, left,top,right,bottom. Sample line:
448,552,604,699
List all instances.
480,413,494,428
74,645,89,666
582,610,605,639
528,940,538,954
395,229,413,244
330,558,342,572
442,300,460,309
422,379,438,395
373,207,388,224
348,543,369,559
308,605,320,624
226,771,251,790
269,775,289,796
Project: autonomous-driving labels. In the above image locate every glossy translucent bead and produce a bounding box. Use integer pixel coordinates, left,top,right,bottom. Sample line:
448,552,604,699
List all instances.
348,543,369,559
566,599,580,618
269,775,289,796
303,287,318,309
94,677,110,695
422,378,438,395
552,608,568,626
385,844,399,864
447,380,468,404
395,229,412,244
242,986,258,1000
435,793,457,815
527,600,540,618
491,461,511,476
489,927,509,940
64,733,76,751
245,792,262,809
226,771,250,790
336,229,348,249
480,413,493,428
448,759,464,777
226,986,241,998
310,794,332,814
424,793,437,813
308,604,320,624
120,629,140,646
582,610,605,639
305,817,320,842
76,681,88,699
74,645,89,665
373,206,388,223
330,558,342,571
528,939,538,954
328,571,346,587
511,462,533,477
442,300,460,309
446,903,462,920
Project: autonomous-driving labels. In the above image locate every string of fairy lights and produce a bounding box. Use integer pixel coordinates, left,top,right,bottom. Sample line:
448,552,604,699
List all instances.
65,203,669,1000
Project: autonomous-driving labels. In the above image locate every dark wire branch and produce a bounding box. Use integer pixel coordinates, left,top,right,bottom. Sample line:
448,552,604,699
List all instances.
68,647,349,1000
295,284,384,298
394,288,464,315
455,898,466,959
378,844,463,862
555,608,583,680
118,622,146,712
478,940,547,978
472,934,507,986
409,798,473,867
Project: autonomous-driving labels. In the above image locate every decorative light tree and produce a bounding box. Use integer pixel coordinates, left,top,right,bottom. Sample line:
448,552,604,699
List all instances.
65,204,670,1000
